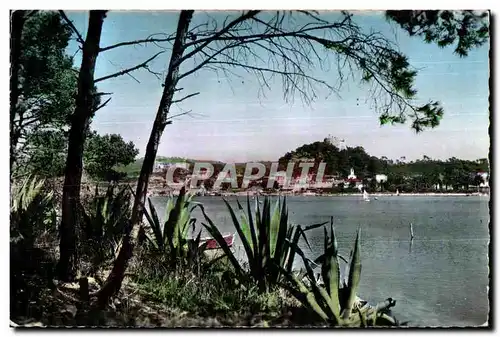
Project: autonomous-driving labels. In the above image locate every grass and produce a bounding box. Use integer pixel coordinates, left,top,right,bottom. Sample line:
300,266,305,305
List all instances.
129,252,287,324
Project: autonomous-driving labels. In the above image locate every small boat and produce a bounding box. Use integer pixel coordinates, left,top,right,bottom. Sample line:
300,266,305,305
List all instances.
200,232,235,250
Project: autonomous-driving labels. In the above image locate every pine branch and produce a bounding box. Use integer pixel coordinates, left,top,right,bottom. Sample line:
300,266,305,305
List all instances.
59,10,85,45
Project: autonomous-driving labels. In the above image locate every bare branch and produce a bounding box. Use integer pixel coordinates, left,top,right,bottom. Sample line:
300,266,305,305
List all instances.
92,97,112,113
59,10,85,45
94,51,164,83
166,110,193,120
177,10,261,67
172,92,200,104
144,65,163,81
172,10,443,130
99,33,176,52
93,92,113,97
125,72,141,84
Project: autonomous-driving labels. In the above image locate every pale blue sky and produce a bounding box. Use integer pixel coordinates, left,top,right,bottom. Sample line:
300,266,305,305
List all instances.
66,10,490,163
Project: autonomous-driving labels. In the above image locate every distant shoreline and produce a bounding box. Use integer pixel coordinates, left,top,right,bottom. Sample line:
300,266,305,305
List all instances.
148,190,489,198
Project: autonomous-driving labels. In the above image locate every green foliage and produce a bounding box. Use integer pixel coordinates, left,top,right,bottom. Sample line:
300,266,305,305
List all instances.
200,195,327,292
12,11,75,169
10,175,57,247
83,132,139,181
21,130,68,178
143,187,205,271
133,258,284,319
278,224,398,327
80,184,132,268
11,11,102,178
18,11,75,122
277,139,489,193
10,174,58,322
114,158,144,179
379,10,488,131
318,11,489,132
386,10,489,57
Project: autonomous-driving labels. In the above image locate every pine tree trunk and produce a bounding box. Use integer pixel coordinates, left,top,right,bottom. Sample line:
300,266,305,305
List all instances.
97,10,194,306
57,10,107,281
10,10,27,176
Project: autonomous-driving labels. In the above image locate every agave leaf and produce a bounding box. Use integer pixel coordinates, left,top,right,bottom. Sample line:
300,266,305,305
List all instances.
342,228,362,319
235,199,251,245
223,198,255,265
287,239,316,281
268,197,281,258
145,197,164,251
284,226,302,274
197,204,246,280
300,221,328,252
245,196,259,262
162,198,175,242
330,217,338,255
321,226,341,319
316,282,341,324
177,207,192,246
302,221,329,232
272,197,289,277
235,198,254,250
164,188,187,251
255,197,267,280
288,239,337,319
275,264,329,321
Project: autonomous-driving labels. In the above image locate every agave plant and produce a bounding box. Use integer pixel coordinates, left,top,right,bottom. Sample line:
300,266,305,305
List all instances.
199,195,327,292
10,175,56,247
80,184,132,262
142,187,203,270
278,223,399,327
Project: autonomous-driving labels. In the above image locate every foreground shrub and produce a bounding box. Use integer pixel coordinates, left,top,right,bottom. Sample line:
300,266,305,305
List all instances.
279,223,400,327
199,195,327,292
79,184,133,274
11,175,57,248
10,176,58,321
142,187,207,272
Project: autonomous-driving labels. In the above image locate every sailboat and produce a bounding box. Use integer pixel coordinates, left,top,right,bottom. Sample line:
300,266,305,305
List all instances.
396,189,400,196
363,189,370,202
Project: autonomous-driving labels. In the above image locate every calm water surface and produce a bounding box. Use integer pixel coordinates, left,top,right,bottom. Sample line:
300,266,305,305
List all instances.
151,195,490,327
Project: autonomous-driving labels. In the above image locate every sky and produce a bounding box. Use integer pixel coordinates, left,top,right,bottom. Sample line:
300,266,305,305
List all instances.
65,10,490,163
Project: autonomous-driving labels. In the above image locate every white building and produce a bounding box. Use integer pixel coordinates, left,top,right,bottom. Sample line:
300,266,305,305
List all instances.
154,162,170,171
375,174,388,184
347,168,357,180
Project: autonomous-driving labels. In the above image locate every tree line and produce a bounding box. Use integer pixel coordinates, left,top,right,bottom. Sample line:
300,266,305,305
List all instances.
277,139,489,193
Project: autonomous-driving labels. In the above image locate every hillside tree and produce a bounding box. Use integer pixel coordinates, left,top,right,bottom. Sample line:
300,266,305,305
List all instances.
10,11,77,177
84,132,140,181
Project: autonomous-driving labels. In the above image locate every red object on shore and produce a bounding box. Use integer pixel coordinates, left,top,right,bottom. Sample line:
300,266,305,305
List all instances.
201,233,235,250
